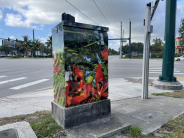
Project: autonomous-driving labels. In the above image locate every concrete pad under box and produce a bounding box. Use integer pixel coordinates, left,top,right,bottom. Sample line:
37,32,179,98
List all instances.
51,99,111,129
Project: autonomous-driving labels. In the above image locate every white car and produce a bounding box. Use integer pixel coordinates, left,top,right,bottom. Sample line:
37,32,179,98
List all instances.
175,55,184,61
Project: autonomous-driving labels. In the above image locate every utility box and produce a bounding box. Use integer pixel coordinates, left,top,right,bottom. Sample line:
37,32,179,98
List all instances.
51,16,109,129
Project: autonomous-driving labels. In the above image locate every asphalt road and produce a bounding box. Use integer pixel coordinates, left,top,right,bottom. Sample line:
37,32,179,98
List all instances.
0,58,53,98
109,55,184,78
0,56,184,98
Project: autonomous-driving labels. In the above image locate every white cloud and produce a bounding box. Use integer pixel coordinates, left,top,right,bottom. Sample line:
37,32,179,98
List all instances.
0,29,2,31
37,36,47,44
9,36,15,39
0,10,2,20
5,13,31,28
109,41,120,52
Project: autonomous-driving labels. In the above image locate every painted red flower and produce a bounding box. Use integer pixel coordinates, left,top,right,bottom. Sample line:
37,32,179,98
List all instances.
101,47,108,60
73,64,84,88
65,64,108,107
54,65,61,73
66,65,86,106
95,64,104,83
95,64,108,99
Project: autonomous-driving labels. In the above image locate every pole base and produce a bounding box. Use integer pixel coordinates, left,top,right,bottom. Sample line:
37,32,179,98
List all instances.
152,80,183,90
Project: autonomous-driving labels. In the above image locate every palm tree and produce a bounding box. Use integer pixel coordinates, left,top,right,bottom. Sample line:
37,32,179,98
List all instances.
35,39,43,56
45,35,52,55
19,36,32,55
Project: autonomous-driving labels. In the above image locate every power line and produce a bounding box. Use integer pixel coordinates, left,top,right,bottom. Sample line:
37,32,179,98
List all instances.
111,0,122,21
93,0,120,37
109,0,120,23
106,0,119,24
65,0,99,25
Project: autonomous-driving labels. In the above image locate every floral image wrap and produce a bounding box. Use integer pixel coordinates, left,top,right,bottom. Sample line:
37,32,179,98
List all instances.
52,21,108,107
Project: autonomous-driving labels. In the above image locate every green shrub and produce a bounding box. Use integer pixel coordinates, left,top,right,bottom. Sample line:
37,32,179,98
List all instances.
175,53,182,57
125,54,131,58
157,52,163,58
151,53,157,58
151,52,163,58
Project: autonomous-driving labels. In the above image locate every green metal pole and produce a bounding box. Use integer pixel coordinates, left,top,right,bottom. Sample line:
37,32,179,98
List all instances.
33,29,35,58
159,0,177,82
129,20,131,58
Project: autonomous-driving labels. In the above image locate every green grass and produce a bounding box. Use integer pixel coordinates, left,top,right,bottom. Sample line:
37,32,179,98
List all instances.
152,90,184,98
31,114,61,138
122,125,142,137
0,111,62,138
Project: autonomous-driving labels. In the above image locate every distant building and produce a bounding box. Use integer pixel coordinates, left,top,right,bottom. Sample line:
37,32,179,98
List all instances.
1,39,20,55
2,39,16,48
175,37,184,54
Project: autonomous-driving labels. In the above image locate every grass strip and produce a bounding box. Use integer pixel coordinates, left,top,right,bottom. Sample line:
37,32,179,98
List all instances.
0,110,62,138
152,90,184,98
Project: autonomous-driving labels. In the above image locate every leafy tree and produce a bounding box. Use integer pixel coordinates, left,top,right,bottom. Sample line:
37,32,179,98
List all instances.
0,44,13,54
35,39,43,56
19,36,32,55
108,48,119,55
45,35,52,55
178,18,184,54
150,38,163,53
121,42,144,54
39,44,50,56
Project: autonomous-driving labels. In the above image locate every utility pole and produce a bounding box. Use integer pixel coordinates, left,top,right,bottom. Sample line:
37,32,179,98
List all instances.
33,29,35,58
2,33,4,45
142,3,152,99
129,20,131,58
122,29,124,56
120,21,122,58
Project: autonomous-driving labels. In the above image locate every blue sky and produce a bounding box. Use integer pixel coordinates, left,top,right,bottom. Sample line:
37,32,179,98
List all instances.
0,0,184,51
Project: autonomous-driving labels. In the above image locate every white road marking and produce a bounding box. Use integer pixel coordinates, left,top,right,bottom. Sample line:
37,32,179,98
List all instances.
149,70,180,72
10,79,49,90
149,72,184,74
0,76,6,78
149,68,177,70
0,77,27,85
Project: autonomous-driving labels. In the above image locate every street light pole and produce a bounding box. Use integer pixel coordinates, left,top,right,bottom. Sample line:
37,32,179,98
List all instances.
120,21,122,58
33,29,35,58
159,0,177,82
152,0,182,90
129,20,131,58
2,33,4,45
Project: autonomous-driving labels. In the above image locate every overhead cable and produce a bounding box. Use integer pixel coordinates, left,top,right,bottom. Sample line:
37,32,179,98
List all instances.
93,0,120,37
65,0,99,25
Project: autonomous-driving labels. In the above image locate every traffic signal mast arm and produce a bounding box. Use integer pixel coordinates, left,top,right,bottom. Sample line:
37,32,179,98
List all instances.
108,38,130,40
0,38,33,45
151,0,161,21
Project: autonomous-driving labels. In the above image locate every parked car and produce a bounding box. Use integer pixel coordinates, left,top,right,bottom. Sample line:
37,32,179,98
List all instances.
175,55,184,61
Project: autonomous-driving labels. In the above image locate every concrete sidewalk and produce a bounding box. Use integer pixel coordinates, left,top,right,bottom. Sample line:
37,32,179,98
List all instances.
0,77,184,136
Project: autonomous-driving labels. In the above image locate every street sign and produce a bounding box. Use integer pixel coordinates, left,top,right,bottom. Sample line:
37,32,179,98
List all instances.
121,40,126,42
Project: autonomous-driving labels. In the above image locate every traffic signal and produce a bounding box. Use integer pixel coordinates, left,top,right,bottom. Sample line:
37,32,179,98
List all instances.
8,38,10,41
16,39,18,42
143,19,145,26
